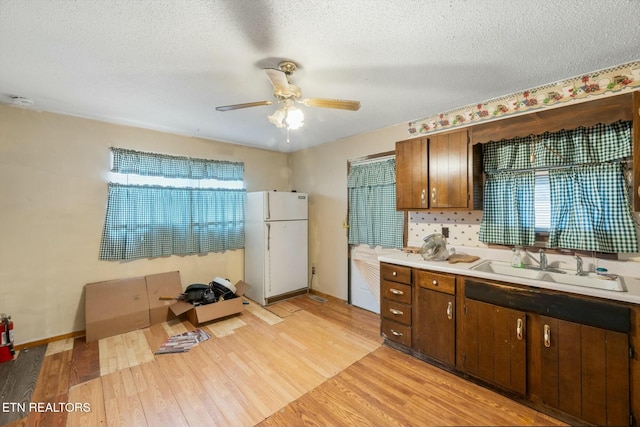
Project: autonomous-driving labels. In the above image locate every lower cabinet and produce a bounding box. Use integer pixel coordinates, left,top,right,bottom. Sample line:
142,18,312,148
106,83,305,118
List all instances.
461,299,526,395
462,277,632,426
538,316,630,426
380,266,635,426
413,270,456,366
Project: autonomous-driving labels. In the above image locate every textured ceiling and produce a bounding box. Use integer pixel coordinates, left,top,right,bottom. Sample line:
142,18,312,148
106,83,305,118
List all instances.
1,0,639,152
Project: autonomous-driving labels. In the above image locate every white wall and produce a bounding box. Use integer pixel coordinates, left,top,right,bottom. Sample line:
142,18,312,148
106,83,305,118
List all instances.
0,105,290,344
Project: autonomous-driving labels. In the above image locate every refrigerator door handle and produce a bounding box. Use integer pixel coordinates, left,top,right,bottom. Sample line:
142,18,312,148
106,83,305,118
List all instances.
266,192,271,220
266,223,271,251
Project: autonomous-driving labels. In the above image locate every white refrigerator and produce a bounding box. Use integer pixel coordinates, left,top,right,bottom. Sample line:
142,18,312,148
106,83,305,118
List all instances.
244,191,309,305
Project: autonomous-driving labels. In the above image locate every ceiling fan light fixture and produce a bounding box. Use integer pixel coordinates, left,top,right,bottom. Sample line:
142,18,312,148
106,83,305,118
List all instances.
267,103,304,130
267,107,287,128
284,105,304,130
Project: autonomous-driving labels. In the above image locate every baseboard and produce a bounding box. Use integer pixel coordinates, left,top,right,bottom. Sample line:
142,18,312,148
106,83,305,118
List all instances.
14,330,86,351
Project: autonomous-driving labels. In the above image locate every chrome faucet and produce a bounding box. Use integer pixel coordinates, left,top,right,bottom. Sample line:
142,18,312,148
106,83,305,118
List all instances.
576,255,586,276
524,248,547,270
539,249,547,270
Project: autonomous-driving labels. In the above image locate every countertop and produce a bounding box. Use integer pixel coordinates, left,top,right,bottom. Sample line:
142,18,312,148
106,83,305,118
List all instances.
378,249,640,305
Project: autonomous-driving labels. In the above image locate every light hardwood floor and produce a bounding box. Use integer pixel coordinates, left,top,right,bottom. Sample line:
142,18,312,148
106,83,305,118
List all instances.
5,294,566,427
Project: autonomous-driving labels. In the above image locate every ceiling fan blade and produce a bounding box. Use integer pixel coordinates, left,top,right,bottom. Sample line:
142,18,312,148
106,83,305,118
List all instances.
264,68,292,97
215,101,273,112
301,98,361,111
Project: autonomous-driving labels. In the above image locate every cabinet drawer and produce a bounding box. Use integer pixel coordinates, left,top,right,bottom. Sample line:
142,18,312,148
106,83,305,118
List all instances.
381,319,411,347
381,299,412,325
381,263,412,284
415,270,456,295
381,280,412,304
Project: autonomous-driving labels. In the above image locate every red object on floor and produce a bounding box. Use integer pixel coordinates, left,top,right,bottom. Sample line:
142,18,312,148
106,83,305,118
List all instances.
0,315,14,363
0,345,13,363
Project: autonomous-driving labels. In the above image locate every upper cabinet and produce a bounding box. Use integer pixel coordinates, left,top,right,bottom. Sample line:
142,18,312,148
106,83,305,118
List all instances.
429,129,469,209
396,129,480,211
396,137,429,209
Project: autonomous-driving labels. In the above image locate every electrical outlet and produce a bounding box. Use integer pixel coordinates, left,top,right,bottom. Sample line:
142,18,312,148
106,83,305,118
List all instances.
442,227,449,238
312,266,316,275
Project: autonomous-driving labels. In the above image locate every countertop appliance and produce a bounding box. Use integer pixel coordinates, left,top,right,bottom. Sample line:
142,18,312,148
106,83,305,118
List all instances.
244,191,309,305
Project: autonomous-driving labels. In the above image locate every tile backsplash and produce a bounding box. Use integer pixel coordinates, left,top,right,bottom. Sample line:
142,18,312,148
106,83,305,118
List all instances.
407,211,640,263
407,210,486,248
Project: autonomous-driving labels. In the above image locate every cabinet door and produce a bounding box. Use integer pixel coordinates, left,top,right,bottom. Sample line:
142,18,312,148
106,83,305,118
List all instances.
395,137,428,209
539,316,630,426
462,299,527,395
429,130,468,208
414,288,456,366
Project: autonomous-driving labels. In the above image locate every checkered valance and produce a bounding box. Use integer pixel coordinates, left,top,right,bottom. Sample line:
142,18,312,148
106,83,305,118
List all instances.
112,147,244,180
483,120,632,173
347,159,396,188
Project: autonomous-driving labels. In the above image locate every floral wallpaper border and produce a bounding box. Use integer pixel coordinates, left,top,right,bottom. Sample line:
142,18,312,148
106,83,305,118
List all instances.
408,60,640,136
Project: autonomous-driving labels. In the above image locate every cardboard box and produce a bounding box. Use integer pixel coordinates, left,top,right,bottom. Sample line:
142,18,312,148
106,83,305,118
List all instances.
85,276,150,342
145,271,182,324
170,281,249,325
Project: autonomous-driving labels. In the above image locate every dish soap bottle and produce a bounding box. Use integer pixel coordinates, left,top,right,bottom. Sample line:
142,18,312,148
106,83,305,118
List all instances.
511,248,523,268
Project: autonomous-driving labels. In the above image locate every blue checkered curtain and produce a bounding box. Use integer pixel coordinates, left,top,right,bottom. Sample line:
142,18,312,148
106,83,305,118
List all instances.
480,120,637,252
347,158,403,249
546,121,637,253
479,170,535,246
479,137,536,246
100,184,245,260
112,147,244,180
100,148,245,261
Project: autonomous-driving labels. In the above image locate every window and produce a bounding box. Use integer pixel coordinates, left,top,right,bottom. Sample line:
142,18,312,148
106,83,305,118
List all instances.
534,171,551,232
480,120,638,253
99,148,246,261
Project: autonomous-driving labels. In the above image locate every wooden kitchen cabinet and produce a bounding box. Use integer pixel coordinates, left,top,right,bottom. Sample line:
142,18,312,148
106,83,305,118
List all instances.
395,137,428,209
461,298,527,395
413,270,456,367
380,263,412,347
395,129,477,210
538,316,630,426
428,129,469,208
462,277,632,425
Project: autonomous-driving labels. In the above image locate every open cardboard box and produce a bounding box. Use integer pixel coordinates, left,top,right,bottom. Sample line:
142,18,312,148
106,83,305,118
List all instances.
85,271,245,341
169,280,249,325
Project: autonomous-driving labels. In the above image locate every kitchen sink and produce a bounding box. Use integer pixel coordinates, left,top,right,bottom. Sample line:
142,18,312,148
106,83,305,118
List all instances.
539,271,626,292
470,260,544,279
470,260,627,292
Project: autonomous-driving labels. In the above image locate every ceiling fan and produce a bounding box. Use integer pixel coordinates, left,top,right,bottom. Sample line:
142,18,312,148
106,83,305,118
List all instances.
215,61,360,132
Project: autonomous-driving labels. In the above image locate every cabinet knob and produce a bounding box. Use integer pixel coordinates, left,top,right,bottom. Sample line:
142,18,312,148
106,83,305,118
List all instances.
446,301,453,320
392,271,397,276
432,279,438,286
390,288,404,295
390,308,404,316
421,189,426,204
390,329,403,337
